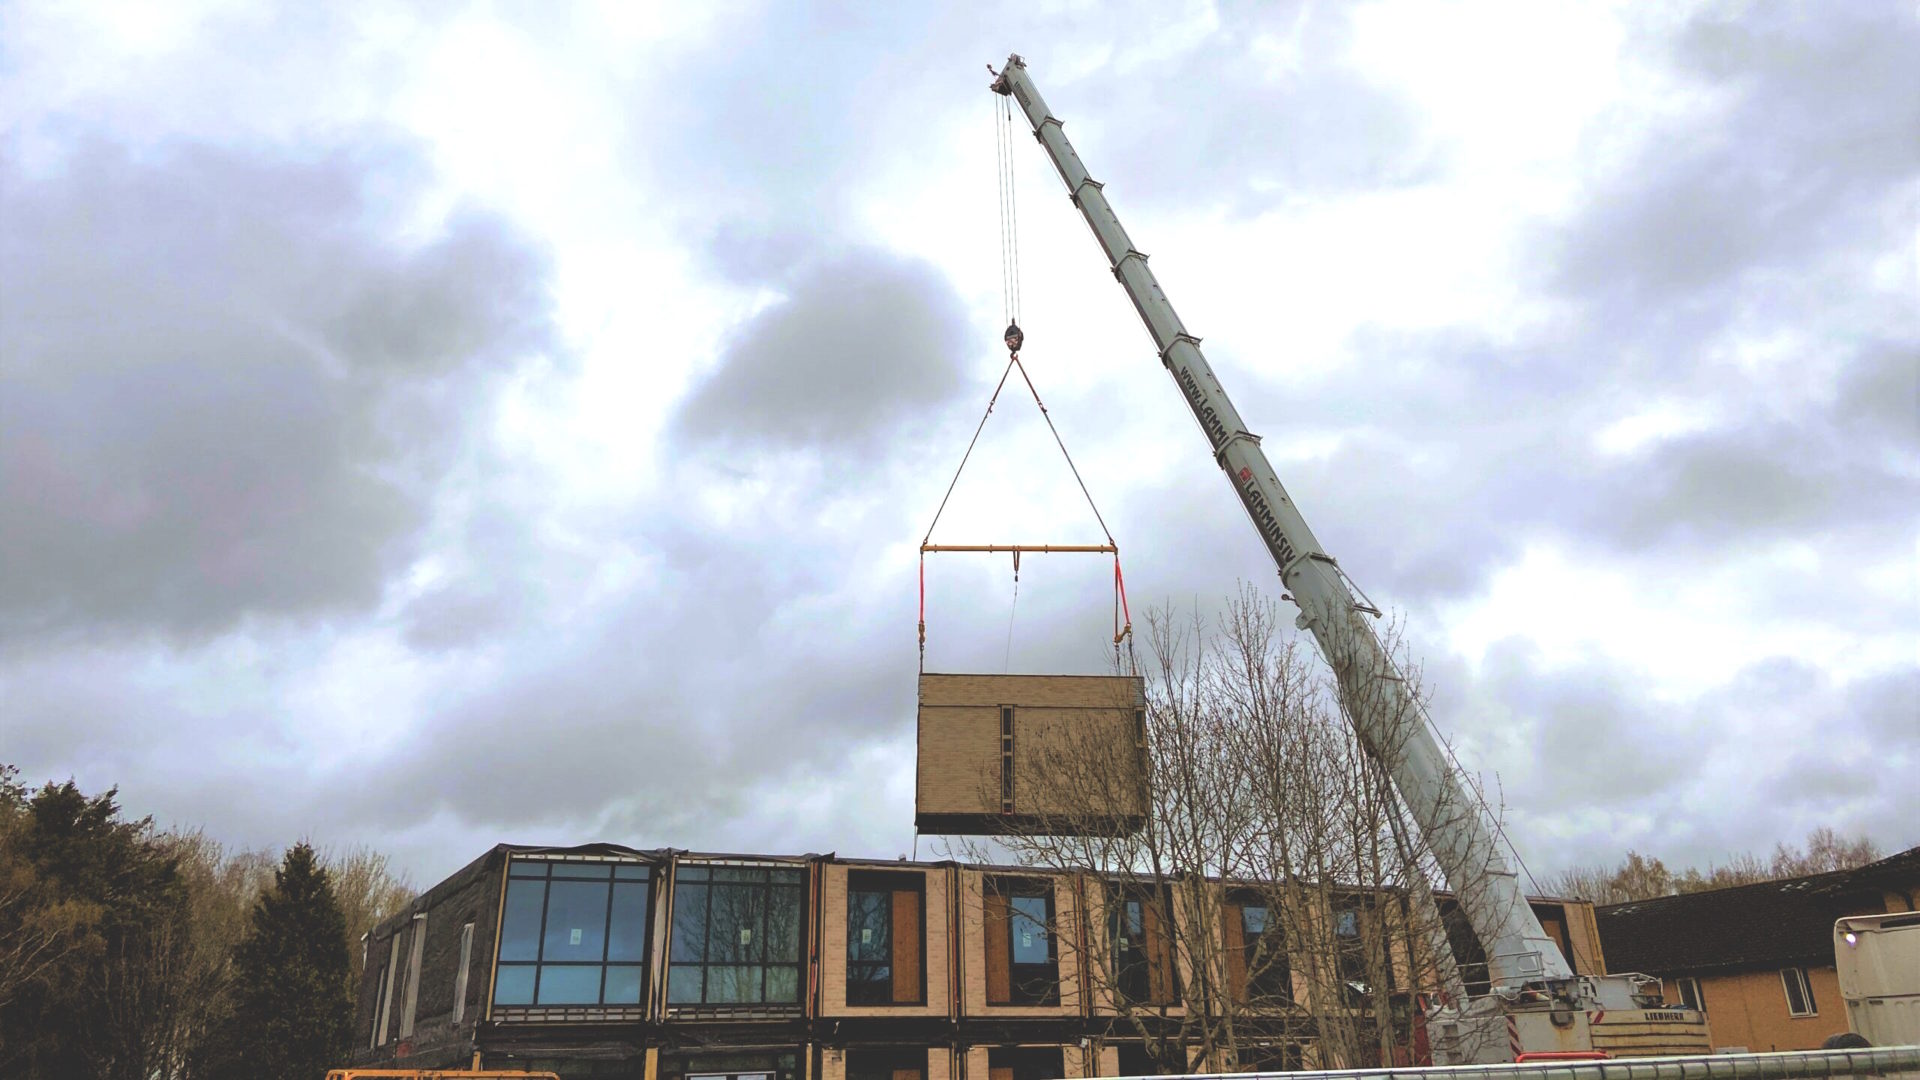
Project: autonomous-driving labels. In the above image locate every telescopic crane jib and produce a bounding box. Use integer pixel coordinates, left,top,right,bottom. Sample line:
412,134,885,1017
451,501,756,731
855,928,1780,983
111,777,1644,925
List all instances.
987,52,1704,1064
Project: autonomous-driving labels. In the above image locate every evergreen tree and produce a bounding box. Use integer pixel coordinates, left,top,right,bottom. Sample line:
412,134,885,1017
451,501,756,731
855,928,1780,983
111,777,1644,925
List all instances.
0,777,189,1080
200,842,353,1080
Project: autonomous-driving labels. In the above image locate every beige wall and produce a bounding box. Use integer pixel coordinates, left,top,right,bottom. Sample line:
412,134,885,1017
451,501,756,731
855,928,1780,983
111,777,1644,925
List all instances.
1697,966,1849,1052
819,863,952,1017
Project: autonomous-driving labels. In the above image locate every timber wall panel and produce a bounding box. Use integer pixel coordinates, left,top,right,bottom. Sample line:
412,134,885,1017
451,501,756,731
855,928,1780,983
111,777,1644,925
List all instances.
917,674,1147,835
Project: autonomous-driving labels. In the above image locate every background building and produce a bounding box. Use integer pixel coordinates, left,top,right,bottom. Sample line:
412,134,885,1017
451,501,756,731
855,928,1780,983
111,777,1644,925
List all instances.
1595,846,1920,1053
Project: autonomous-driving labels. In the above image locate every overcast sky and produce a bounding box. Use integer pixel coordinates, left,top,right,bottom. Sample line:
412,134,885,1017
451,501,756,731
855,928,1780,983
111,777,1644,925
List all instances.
2,1,1915,891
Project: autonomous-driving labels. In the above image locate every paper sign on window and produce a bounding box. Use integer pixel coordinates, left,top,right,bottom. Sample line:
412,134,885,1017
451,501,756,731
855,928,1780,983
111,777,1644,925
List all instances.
1021,932,1032,948
861,928,872,944
570,928,582,945
740,928,752,946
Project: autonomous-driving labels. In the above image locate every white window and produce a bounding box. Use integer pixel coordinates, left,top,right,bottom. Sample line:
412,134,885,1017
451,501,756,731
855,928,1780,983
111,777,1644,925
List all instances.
1780,966,1816,1017
400,913,427,1037
375,938,401,1045
453,922,475,1023
1674,976,1703,1011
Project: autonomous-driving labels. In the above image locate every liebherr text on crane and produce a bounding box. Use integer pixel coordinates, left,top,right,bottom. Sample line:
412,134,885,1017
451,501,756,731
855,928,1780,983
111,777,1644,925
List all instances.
989,53,1709,1065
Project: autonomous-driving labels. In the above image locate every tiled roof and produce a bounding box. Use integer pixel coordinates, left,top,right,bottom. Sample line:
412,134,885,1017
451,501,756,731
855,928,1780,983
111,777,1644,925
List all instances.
1595,846,1920,975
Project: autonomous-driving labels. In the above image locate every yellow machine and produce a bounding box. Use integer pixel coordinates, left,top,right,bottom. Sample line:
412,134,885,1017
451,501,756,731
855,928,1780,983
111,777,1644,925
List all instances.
329,1039,561,1080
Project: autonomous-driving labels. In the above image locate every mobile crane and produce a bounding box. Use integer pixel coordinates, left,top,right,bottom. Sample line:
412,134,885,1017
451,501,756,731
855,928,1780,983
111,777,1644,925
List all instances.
988,54,1707,1065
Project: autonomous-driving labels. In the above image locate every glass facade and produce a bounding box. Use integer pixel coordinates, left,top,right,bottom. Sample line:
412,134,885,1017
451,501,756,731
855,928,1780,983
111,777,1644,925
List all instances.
668,864,806,1005
494,859,653,1006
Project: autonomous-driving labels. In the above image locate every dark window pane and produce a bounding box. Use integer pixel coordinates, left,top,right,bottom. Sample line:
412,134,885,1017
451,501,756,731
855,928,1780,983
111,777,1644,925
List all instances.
707,965,764,1003
615,864,652,880
766,965,800,1002
668,965,703,1003
849,891,891,961
537,964,603,1004
713,866,766,882
848,962,891,1004
508,860,549,879
494,965,536,1005
770,868,804,886
543,880,610,961
1243,905,1268,935
708,884,764,962
677,865,710,881
673,884,709,961
1336,909,1359,937
500,879,547,962
605,965,644,1004
1011,896,1049,964
765,890,801,962
552,862,614,879
608,882,651,962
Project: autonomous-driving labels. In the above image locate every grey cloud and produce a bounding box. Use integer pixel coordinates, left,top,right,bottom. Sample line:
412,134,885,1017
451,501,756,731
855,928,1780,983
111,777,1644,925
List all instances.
0,140,553,642
1585,419,1920,550
1551,3,1918,304
1453,648,1919,874
672,249,974,453
1070,6,1441,214
1832,340,1920,444
627,2,1428,268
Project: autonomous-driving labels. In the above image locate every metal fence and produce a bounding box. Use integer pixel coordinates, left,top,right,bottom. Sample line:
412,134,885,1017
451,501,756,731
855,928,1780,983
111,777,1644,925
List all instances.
1120,1047,1920,1080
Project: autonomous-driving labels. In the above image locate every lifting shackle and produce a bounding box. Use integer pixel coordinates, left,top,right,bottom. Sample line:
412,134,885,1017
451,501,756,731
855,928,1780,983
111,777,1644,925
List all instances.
1003,321,1024,354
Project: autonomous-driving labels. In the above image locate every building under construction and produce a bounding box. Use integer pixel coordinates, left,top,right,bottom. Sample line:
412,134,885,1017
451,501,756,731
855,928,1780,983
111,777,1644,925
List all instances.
349,843,1617,1080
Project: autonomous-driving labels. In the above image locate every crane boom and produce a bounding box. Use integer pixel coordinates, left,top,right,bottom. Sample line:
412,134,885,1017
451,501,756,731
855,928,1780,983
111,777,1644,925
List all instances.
990,54,1570,991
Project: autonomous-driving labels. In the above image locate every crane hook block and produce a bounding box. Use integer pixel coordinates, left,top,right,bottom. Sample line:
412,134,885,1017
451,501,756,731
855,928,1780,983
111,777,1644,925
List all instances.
1003,321,1024,354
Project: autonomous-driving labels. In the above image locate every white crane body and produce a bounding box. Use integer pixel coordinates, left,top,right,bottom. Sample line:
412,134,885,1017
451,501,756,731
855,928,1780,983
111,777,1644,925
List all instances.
987,53,1668,1063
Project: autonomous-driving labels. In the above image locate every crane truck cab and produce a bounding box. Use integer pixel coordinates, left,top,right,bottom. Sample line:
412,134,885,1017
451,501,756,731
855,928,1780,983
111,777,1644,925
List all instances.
1835,911,1920,1046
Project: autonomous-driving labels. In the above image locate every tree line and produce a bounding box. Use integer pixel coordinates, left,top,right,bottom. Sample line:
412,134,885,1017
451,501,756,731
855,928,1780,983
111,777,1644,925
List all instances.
1544,827,1886,906
0,763,414,1080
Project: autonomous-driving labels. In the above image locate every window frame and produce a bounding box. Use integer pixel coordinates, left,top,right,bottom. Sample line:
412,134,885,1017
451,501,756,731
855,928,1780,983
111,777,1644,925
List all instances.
988,875,1059,1006
400,913,427,1037
1673,975,1703,1012
1780,966,1817,1017
1111,891,1151,1004
492,857,655,1009
1233,893,1292,1005
371,938,397,1047
1109,883,1180,1007
846,870,925,1007
667,863,808,1007
846,1048,926,1080
453,921,474,1024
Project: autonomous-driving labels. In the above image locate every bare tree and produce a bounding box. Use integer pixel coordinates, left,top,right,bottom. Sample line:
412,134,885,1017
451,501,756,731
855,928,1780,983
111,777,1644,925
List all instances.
322,844,416,984
962,587,1509,1070
1548,827,1887,903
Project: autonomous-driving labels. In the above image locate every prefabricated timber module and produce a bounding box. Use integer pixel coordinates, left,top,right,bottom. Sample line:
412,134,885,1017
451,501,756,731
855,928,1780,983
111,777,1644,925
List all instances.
915,673,1148,836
